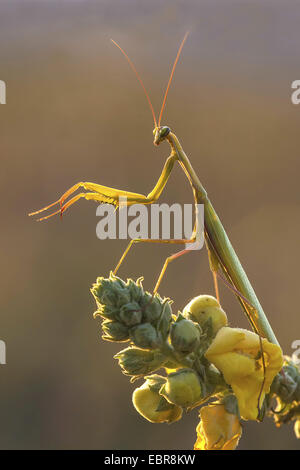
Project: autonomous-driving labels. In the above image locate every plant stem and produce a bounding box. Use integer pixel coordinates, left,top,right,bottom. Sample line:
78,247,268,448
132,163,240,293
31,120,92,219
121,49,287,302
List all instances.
161,342,194,369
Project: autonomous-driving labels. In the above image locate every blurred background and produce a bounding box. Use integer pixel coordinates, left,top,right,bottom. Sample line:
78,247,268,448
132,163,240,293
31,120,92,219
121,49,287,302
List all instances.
0,0,299,450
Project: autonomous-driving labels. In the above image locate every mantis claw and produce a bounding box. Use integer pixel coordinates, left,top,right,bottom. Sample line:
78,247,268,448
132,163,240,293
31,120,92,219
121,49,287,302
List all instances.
28,199,61,217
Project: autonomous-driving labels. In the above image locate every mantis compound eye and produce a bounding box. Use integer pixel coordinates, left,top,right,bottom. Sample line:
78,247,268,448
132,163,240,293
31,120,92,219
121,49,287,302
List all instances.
159,126,171,138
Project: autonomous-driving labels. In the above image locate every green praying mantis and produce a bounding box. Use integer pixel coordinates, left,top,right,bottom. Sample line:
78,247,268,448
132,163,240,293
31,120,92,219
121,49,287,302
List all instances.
29,33,279,347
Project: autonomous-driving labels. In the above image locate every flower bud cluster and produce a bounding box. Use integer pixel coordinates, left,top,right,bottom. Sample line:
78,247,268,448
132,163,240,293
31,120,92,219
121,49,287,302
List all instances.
92,273,172,348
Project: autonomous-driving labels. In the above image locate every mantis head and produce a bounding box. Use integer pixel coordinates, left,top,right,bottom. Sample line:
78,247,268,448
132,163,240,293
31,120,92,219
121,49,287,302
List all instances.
153,126,171,146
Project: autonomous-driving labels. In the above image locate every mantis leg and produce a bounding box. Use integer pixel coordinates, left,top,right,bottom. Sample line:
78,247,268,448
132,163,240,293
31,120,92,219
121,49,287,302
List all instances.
114,235,196,274
153,244,196,294
113,235,197,294
29,155,177,221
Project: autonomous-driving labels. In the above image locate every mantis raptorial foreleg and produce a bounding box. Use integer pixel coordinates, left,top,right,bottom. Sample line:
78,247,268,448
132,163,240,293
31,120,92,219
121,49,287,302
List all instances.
29,150,203,294
29,154,177,221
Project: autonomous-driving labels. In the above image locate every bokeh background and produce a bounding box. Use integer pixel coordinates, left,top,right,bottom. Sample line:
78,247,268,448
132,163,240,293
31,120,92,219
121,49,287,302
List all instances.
0,0,299,450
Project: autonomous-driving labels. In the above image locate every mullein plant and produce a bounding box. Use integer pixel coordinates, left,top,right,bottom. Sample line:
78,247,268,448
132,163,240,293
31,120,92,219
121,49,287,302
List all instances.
91,273,300,450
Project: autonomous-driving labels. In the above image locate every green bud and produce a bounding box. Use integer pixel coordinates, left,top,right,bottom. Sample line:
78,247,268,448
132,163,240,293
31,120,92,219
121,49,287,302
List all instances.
102,320,129,342
160,368,202,408
279,359,300,402
170,317,201,353
183,295,227,334
140,293,164,324
273,369,298,403
126,277,144,303
114,347,166,376
284,364,300,382
130,323,160,349
119,302,142,326
157,301,172,335
91,274,131,309
188,294,219,308
132,380,182,423
93,304,120,321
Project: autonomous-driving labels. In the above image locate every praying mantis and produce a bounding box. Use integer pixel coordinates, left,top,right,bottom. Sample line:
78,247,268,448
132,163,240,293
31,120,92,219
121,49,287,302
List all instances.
29,33,279,347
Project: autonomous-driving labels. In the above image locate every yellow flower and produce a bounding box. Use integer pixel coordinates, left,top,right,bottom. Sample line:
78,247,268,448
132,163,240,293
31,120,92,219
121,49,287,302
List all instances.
194,403,242,450
205,327,283,420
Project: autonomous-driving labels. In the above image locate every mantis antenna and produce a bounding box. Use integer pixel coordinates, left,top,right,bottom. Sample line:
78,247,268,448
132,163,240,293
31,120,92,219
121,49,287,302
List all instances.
110,39,157,128
111,32,189,129
158,31,189,127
